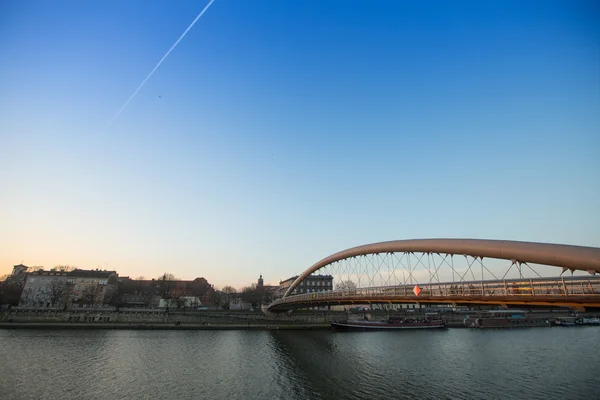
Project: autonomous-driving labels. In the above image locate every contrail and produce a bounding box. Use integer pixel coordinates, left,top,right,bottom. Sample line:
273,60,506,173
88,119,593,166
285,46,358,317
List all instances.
106,0,216,130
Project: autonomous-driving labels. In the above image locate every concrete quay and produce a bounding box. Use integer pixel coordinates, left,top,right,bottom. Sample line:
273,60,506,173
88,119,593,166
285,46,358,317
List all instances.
0,322,332,330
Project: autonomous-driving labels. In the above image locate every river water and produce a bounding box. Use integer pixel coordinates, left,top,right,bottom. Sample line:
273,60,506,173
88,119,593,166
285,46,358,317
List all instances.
1,327,599,400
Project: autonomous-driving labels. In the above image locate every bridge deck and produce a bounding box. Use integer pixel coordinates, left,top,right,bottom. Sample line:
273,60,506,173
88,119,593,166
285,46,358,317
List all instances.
268,276,600,312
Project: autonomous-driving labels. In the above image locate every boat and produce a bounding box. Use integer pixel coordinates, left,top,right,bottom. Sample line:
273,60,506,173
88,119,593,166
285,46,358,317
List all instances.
464,310,550,329
331,316,447,331
555,317,584,327
582,317,600,325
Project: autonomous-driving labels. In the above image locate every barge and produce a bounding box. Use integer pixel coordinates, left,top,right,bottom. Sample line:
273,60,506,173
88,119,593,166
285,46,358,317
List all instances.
464,310,550,329
331,316,447,331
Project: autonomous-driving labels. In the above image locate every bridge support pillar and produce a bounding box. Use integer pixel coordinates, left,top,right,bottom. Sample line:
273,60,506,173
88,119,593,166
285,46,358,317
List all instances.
261,305,293,317
567,304,586,312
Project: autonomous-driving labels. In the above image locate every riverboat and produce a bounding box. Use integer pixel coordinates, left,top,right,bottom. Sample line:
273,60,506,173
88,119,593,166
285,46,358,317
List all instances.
555,317,584,327
583,317,600,325
464,310,550,329
331,316,447,331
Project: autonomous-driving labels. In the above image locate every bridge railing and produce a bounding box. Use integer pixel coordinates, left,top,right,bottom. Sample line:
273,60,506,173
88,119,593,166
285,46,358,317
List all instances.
270,276,600,307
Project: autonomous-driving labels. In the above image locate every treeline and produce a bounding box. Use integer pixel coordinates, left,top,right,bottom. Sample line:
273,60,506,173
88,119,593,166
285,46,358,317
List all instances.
108,274,273,309
1,269,276,309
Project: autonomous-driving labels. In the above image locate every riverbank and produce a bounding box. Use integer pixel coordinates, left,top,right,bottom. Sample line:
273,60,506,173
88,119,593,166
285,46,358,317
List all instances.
2,309,590,330
0,320,484,330
0,322,333,330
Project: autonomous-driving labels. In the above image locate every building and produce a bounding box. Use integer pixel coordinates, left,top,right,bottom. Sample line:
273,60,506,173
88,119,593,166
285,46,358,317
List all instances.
229,294,252,310
1,264,30,307
19,268,118,308
274,274,333,299
7,264,29,288
174,278,213,306
12,264,29,277
19,268,70,308
105,276,215,309
257,274,278,296
114,277,159,308
122,276,213,309
68,269,118,307
158,296,203,309
254,274,278,305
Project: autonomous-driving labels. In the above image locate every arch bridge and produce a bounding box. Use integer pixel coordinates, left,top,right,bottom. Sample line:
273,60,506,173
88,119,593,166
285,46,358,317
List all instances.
267,239,600,312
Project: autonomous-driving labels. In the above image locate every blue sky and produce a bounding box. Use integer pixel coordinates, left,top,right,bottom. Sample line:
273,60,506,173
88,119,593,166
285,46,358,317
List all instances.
1,0,599,287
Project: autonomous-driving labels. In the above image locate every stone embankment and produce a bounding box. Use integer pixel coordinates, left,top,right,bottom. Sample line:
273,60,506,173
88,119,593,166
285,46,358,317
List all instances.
0,308,589,330
0,308,344,329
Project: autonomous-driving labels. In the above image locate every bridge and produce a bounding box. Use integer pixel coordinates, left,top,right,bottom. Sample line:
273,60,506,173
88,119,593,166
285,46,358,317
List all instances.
268,239,600,312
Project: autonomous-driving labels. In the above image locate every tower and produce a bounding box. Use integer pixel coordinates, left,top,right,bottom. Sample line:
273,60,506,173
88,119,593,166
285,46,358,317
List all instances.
12,264,28,276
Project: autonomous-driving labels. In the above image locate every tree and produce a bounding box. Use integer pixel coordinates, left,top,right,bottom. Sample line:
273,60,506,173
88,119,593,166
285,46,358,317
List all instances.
107,279,132,308
84,283,104,307
54,265,76,272
221,285,237,306
173,294,187,310
140,285,156,307
241,285,262,307
190,278,211,302
186,295,201,309
106,286,122,308
156,273,178,310
209,289,225,309
0,276,25,307
49,280,70,307
158,273,177,301
132,279,156,307
336,280,357,291
0,281,7,306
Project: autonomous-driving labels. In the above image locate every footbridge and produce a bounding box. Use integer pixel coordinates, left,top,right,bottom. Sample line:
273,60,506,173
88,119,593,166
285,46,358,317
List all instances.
268,239,600,312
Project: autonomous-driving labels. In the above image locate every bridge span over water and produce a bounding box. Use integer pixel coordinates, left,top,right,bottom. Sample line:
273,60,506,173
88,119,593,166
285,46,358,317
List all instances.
268,239,600,312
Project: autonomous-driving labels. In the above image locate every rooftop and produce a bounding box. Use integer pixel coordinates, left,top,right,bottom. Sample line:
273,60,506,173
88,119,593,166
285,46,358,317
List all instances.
280,274,333,284
69,269,116,278
30,270,69,276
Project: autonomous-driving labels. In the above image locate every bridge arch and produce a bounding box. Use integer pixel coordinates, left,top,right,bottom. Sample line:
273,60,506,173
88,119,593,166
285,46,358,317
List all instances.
283,238,600,298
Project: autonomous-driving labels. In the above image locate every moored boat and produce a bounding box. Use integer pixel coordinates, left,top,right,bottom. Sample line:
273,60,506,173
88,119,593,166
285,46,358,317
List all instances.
331,316,447,331
555,317,584,327
464,310,550,329
582,317,600,325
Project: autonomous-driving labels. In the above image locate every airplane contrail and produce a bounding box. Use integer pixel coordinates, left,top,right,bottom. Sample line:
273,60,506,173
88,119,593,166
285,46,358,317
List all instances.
106,0,216,131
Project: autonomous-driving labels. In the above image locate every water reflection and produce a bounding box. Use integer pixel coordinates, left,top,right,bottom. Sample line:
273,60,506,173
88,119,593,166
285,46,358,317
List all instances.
1,328,599,400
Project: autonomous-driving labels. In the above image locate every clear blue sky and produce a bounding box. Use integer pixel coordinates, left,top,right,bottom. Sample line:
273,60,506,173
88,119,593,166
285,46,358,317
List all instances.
1,0,599,288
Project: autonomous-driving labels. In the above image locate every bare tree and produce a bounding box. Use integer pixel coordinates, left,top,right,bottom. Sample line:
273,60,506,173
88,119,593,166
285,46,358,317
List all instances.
173,294,187,310
186,295,201,309
0,275,26,307
84,283,104,307
241,285,262,307
140,286,156,307
336,280,357,291
106,287,121,308
221,285,237,306
209,289,224,309
158,273,177,299
49,280,70,307
0,281,7,305
157,273,178,310
54,265,76,272
132,279,156,307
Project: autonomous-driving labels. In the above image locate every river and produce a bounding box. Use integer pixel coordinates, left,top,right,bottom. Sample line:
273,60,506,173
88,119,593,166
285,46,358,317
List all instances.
1,327,599,399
